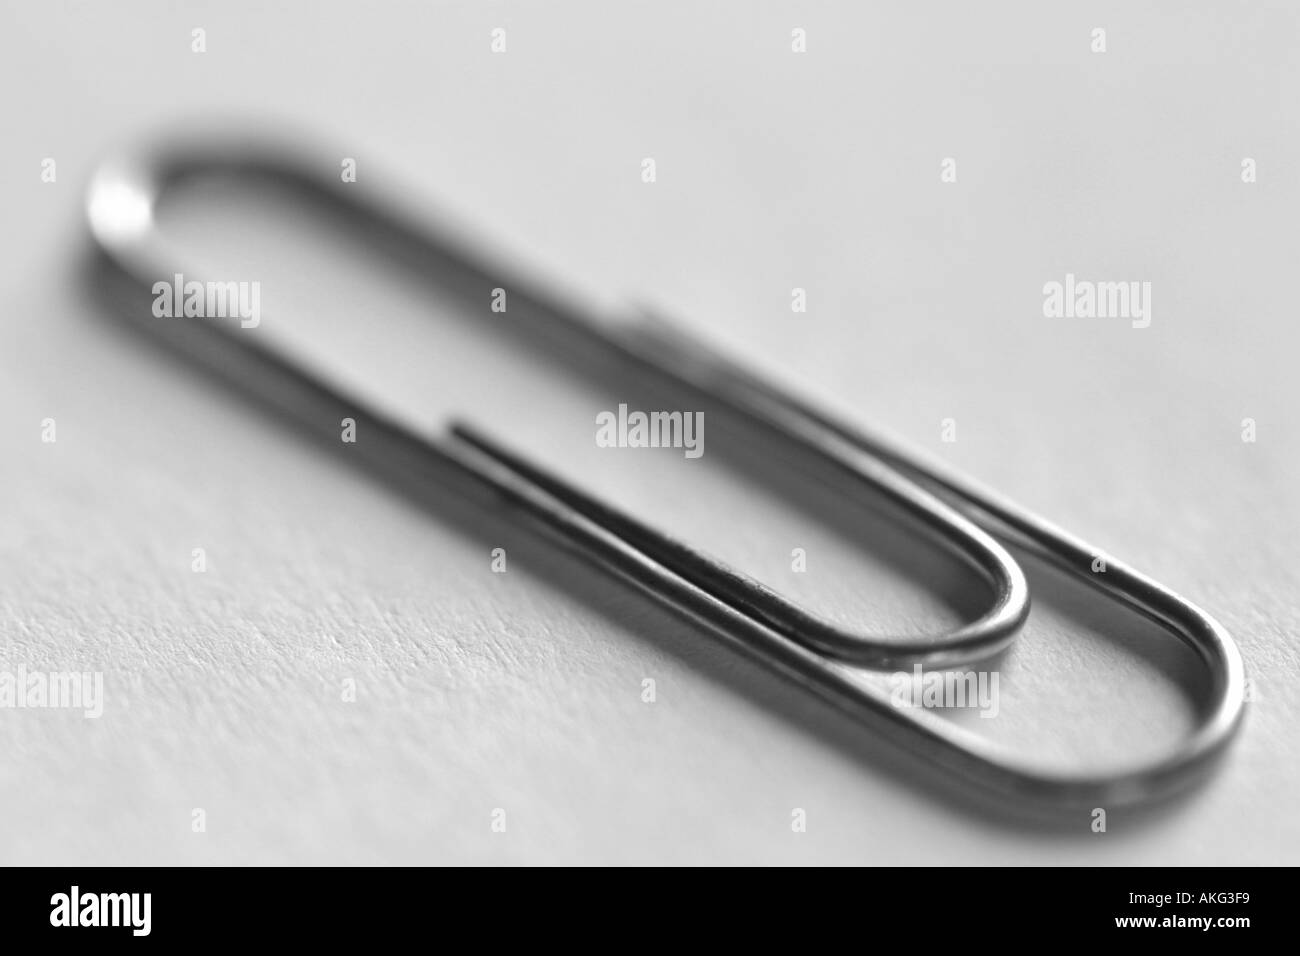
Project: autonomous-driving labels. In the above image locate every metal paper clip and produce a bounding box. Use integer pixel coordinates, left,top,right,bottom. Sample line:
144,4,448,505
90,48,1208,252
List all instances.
85,130,1245,810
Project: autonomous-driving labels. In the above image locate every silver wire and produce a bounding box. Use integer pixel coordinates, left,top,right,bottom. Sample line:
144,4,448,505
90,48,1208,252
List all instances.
85,129,1246,810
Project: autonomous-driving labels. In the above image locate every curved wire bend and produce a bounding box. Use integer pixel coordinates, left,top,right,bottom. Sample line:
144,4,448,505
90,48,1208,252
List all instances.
85,129,1245,809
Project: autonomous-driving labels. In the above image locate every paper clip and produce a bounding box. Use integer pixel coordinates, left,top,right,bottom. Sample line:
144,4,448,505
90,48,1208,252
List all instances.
85,130,1245,811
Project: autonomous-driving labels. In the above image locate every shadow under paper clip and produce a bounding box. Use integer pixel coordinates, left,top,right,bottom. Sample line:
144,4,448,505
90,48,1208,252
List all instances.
81,127,1246,825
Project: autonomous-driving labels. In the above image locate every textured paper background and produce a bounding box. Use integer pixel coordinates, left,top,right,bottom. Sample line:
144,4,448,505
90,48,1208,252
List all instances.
2,1,1297,863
